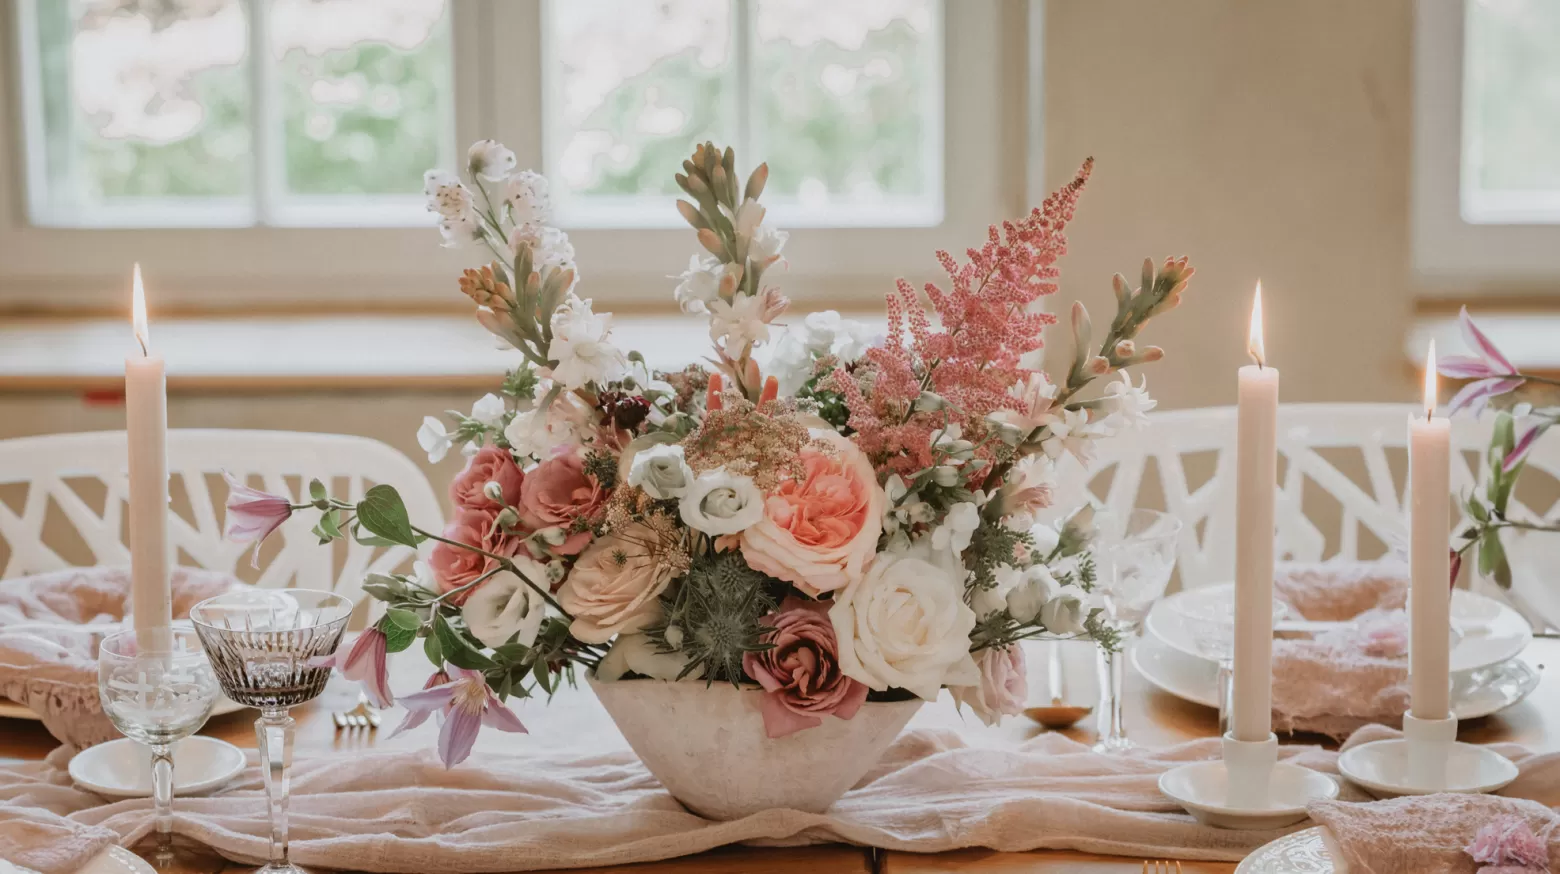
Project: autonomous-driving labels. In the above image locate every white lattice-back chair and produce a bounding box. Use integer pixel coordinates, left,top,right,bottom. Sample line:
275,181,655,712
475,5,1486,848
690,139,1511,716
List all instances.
1060,404,1560,616
0,430,442,612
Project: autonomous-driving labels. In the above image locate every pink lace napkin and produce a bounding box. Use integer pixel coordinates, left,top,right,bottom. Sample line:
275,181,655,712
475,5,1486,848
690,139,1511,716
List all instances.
1271,561,1421,738
0,566,241,749
1310,796,1558,874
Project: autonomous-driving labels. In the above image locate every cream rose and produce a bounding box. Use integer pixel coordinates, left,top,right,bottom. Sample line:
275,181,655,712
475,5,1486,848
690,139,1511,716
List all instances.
557,522,674,644
829,545,979,701
679,469,765,535
462,558,549,649
627,443,694,500
741,430,885,596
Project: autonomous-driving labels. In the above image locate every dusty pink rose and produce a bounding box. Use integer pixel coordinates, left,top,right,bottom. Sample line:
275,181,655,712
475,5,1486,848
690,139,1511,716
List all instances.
742,596,869,738
449,445,525,510
950,644,1027,726
519,451,607,555
555,522,673,643
430,506,520,605
741,430,884,596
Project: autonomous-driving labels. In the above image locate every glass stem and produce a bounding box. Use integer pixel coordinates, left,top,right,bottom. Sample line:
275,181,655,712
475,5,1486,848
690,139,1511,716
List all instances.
1217,658,1234,738
150,743,174,845
1095,642,1128,750
256,709,295,869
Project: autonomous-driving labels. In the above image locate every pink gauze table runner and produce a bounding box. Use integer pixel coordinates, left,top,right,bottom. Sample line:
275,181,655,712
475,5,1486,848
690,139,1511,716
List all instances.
2,725,1557,874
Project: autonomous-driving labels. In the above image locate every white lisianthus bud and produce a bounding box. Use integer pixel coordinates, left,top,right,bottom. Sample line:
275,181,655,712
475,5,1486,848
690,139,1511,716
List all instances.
537,526,568,546
664,624,685,648
483,481,506,503
932,465,961,487
915,391,948,412
495,507,520,530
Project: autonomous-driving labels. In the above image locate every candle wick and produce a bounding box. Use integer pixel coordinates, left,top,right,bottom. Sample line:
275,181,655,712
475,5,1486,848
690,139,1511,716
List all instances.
136,335,148,357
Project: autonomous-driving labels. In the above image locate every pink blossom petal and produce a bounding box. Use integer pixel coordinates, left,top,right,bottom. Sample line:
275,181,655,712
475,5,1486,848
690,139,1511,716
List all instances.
1439,355,1501,379
1460,307,1516,375
396,683,456,713
437,702,483,767
388,706,434,739
1448,377,1523,416
480,702,528,734
1504,426,1544,473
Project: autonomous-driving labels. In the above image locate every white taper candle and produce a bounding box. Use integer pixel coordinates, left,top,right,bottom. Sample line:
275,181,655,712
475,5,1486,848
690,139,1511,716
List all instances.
1233,283,1278,742
126,264,173,653
1409,340,1452,720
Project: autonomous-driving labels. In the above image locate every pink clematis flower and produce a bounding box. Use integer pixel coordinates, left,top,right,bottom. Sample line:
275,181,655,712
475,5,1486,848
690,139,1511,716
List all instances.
1441,308,1524,416
391,666,526,767
311,627,394,708
222,471,295,567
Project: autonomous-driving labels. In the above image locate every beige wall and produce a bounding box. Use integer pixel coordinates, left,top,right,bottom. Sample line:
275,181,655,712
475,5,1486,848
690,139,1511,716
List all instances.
1043,0,1417,409
0,0,1424,501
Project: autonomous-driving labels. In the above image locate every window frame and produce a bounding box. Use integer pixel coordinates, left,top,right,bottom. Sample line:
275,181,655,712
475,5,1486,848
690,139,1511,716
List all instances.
1413,0,1560,284
0,0,1027,313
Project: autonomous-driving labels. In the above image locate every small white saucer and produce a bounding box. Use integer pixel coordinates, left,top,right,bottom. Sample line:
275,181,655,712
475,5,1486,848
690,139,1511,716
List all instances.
1337,738,1519,798
1159,761,1340,830
79,847,155,874
70,736,246,798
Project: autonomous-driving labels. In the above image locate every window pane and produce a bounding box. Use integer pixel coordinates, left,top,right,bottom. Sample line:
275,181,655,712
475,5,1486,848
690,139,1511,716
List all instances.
753,0,940,223
1463,0,1560,222
26,0,251,224
270,0,453,199
546,0,735,222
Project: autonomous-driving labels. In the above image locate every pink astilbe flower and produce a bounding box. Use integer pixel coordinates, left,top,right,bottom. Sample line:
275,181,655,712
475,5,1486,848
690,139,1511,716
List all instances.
836,159,1092,477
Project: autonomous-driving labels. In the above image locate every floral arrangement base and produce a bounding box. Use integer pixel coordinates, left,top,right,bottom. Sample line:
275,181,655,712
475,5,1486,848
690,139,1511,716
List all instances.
588,673,922,819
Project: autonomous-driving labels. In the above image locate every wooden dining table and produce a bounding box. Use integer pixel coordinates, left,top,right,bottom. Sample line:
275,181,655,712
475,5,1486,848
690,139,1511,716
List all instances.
4,638,1556,874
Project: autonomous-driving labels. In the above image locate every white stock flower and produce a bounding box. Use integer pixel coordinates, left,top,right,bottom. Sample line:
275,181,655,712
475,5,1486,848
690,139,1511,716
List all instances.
749,223,789,264
671,255,724,314
627,443,694,499
423,170,481,247
1100,370,1156,429
829,544,980,700
549,297,629,390
679,469,765,535
466,139,517,181
504,170,552,225
708,294,770,348
764,330,815,396
831,319,875,361
416,416,453,462
469,393,506,428
931,501,981,554
503,398,585,459
461,560,549,649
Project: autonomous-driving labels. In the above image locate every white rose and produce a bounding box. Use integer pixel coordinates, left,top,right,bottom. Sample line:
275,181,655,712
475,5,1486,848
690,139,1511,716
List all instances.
829,545,980,701
467,139,517,180
679,469,765,535
461,562,548,649
1004,563,1059,623
627,443,694,499
1039,583,1093,635
596,633,695,682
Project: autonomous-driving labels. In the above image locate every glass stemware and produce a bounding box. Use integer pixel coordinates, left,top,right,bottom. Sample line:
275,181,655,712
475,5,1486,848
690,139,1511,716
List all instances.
1091,508,1182,753
190,589,351,874
1170,589,1289,735
97,628,220,867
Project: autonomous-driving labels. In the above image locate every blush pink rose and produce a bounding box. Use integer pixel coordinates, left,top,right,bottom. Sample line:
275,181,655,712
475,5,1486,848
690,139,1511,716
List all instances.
430,506,520,605
951,644,1027,726
556,522,674,643
743,596,870,738
449,445,525,510
741,430,884,596
519,451,607,555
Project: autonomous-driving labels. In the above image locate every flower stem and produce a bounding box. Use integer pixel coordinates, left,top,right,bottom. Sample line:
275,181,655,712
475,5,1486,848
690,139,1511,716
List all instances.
415,526,572,620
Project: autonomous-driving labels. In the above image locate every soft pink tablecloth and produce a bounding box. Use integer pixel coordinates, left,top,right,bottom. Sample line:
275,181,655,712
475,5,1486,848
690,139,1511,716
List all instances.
2,723,1555,874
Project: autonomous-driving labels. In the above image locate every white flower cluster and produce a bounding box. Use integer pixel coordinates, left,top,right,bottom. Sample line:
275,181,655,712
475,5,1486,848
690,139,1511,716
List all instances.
423,140,575,278
671,198,789,350
991,370,1157,467
763,310,877,396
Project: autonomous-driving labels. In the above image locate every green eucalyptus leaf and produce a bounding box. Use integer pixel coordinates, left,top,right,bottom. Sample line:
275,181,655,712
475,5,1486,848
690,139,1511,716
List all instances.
434,615,494,671
378,615,417,653
357,485,418,548
423,630,444,667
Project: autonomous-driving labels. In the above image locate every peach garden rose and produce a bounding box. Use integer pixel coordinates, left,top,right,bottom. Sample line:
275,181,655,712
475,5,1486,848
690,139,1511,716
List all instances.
741,430,884,596
556,521,674,644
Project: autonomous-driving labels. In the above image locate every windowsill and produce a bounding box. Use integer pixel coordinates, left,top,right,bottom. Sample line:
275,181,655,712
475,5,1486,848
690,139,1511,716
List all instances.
1408,309,1560,378
0,311,885,394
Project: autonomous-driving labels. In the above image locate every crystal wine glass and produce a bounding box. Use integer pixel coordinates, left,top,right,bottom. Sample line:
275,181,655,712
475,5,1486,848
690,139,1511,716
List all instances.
1091,508,1182,753
97,628,220,867
190,589,351,874
1170,588,1288,736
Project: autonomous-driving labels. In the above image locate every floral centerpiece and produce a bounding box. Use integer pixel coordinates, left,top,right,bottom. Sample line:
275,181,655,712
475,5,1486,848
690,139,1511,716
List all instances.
226,139,1192,806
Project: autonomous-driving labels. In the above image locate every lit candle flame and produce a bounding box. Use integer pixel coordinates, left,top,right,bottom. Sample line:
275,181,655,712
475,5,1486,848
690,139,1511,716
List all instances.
1424,338,1437,419
131,263,149,356
1247,281,1265,368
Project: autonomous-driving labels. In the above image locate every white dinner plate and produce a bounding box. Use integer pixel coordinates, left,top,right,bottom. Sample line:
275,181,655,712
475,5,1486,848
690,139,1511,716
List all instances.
1236,826,1349,874
1131,633,1541,720
0,695,246,722
1145,583,1532,673
79,847,156,874
69,736,246,798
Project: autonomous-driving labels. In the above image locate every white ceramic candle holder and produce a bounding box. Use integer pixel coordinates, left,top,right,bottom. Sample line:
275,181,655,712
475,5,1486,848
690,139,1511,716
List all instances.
1337,711,1519,798
1158,732,1339,830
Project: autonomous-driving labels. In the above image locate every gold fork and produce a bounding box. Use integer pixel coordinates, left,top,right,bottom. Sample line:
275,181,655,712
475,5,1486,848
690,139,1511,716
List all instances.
332,692,382,731
1143,862,1182,874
